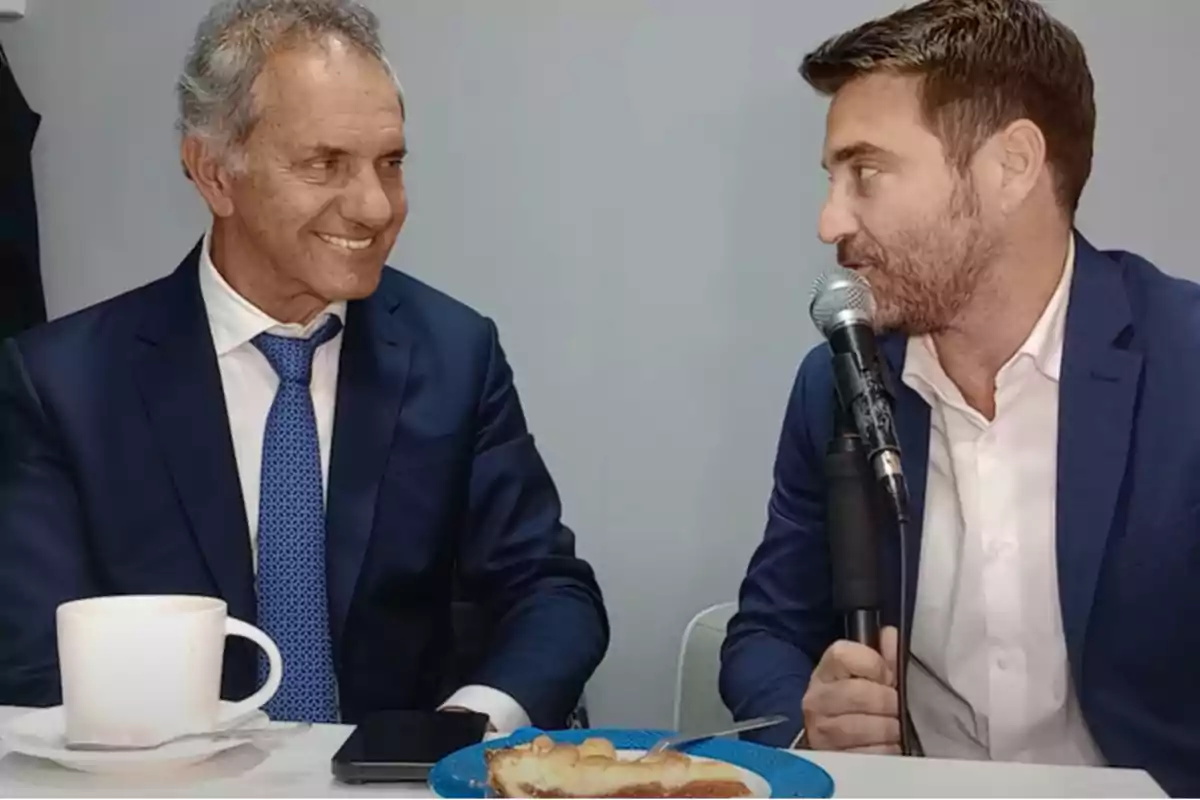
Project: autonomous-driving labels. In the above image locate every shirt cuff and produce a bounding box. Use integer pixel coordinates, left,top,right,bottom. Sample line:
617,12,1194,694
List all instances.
441,685,531,734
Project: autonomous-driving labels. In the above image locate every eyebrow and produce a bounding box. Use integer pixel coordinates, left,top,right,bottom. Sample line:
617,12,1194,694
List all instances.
821,142,892,172
306,144,350,160
303,143,408,160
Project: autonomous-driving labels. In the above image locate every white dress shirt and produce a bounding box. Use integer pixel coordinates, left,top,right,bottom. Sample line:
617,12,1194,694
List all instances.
198,231,530,732
903,236,1105,765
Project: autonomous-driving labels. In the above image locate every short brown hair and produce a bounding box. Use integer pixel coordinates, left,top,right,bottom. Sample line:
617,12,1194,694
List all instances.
801,0,1095,214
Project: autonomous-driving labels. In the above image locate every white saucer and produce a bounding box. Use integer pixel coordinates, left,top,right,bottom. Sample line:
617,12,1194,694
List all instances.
0,702,270,774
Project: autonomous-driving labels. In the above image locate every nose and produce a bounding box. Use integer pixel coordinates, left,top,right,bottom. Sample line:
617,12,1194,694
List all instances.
342,163,397,230
817,184,858,246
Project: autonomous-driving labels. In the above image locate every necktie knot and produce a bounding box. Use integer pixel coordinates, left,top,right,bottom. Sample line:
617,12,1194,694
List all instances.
252,315,343,384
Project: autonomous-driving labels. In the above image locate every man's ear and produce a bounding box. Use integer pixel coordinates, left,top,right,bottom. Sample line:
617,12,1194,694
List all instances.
181,136,237,218
996,118,1047,212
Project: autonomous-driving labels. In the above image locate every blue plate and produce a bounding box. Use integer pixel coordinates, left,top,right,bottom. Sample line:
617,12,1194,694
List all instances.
428,728,834,798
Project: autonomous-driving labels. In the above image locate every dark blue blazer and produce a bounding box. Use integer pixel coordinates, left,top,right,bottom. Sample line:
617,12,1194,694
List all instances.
0,243,608,729
721,234,1200,797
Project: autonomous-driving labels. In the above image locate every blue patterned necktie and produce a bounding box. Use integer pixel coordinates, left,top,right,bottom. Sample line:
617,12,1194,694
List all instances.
252,314,343,723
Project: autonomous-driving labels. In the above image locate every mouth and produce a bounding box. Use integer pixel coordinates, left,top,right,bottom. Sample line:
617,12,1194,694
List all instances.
316,233,375,252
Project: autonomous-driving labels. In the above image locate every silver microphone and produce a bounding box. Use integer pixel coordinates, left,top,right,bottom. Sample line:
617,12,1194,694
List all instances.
810,267,877,337
809,268,908,521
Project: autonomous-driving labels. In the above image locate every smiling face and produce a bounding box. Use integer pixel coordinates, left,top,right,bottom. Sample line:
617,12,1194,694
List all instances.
196,35,408,321
818,72,1003,335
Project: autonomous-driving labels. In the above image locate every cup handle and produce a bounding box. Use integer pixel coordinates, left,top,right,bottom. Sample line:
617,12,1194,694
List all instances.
218,617,283,726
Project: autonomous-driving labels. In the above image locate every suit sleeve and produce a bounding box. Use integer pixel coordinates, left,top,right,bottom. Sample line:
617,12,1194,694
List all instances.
455,319,609,729
719,346,840,747
0,339,95,706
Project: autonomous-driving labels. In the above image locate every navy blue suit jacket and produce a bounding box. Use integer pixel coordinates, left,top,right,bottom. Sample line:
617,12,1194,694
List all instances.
721,235,1200,796
0,243,608,729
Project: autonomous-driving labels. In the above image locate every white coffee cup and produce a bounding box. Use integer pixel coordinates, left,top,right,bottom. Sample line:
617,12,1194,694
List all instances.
56,595,282,747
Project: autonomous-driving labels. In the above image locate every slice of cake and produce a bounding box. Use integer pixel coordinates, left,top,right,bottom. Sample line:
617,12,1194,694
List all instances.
485,734,753,798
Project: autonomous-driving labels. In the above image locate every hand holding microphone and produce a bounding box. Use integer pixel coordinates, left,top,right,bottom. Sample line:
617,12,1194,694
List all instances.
802,626,900,754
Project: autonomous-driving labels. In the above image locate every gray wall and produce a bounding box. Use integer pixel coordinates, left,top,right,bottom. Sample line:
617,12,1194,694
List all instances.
3,1,1198,730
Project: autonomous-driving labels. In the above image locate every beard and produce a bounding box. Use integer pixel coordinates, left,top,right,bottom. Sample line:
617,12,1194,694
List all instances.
837,177,999,335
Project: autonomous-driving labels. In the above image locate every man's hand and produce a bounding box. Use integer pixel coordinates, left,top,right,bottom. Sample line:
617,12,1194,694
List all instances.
801,626,900,754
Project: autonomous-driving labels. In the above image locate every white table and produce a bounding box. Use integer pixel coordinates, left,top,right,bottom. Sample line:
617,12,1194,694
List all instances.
0,707,1166,798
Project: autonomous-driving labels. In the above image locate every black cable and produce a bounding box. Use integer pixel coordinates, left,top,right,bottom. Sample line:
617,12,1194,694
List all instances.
896,514,913,757
887,494,921,757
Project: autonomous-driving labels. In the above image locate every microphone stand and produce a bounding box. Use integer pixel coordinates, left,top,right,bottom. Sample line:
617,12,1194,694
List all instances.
825,399,918,756
825,402,882,650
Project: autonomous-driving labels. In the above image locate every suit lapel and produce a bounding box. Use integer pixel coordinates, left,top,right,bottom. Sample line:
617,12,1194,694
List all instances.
325,279,411,652
132,244,256,622
1056,234,1142,682
880,336,930,632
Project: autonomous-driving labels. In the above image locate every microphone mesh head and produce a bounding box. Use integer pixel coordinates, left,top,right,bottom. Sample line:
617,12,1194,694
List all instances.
809,267,877,335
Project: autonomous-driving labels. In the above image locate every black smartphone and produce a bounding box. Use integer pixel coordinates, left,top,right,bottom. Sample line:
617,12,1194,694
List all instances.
331,708,491,784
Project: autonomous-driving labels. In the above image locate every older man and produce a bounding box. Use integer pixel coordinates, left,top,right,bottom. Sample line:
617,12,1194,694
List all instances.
0,0,607,730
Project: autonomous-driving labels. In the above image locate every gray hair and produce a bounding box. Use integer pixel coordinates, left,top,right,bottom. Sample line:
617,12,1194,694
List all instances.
176,0,405,167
